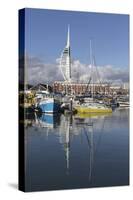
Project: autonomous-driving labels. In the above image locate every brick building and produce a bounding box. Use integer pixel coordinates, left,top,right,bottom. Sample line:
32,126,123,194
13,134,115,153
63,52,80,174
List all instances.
53,81,129,95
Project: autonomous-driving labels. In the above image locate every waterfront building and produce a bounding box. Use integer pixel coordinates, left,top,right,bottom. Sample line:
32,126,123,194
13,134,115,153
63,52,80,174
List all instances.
53,81,129,96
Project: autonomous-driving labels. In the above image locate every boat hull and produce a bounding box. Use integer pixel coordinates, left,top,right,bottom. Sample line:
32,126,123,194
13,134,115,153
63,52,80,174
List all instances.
75,112,112,119
75,106,112,113
38,99,60,113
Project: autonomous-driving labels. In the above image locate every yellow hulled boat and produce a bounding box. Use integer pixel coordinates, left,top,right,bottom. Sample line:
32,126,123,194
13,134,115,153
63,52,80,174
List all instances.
75,102,112,113
75,112,112,119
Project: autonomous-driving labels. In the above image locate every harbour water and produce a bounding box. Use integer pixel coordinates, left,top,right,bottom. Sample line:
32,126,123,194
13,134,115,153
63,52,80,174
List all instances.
24,108,129,191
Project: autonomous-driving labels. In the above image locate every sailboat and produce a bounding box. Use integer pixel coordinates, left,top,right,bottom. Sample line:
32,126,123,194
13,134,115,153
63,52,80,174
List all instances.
75,40,112,113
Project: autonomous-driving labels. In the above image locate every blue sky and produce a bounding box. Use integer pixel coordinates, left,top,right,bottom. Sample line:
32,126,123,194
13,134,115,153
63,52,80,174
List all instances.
25,8,129,67
23,8,129,84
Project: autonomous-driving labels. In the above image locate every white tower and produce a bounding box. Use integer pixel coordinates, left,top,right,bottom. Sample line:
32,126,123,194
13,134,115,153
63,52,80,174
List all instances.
60,25,71,82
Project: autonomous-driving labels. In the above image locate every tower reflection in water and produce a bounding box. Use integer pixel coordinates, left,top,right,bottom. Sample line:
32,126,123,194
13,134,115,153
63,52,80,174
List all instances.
25,111,112,182
24,109,129,191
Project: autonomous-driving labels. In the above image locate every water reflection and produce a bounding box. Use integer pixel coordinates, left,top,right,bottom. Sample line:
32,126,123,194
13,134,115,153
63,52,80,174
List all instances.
25,109,129,191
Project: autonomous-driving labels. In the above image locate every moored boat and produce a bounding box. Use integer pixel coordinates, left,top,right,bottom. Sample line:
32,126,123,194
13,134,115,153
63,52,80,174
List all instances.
75,102,112,113
38,97,61,113
117,96,129,108
118,101,129,108
74,40,112,114
33,84,61,113
75,111,112,119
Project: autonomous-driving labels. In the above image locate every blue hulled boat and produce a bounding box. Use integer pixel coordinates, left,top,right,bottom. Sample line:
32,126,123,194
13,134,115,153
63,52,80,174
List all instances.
38,97,61,113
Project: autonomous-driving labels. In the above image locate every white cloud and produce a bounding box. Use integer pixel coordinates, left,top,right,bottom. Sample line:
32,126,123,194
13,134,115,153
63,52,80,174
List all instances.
96,65,129,84
71,60,129,85
24,56,129,86
25,56,63,85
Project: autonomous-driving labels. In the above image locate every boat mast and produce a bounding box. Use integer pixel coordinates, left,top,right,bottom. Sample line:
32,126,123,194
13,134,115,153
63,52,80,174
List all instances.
67,24,71,82
90,40,94,99
24,54,28,91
